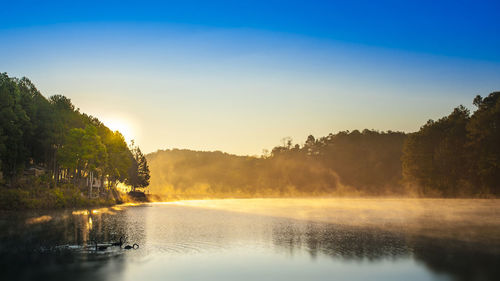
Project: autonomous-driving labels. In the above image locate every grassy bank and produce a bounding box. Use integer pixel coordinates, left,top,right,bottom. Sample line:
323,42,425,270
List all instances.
0,183,118,210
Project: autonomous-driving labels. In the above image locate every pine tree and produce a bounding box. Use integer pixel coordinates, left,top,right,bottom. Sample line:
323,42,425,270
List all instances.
127,141,150,192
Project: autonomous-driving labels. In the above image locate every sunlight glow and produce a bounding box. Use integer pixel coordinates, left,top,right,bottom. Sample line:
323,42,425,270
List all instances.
25,215,52,224
102,117,135,143
72,210,90,216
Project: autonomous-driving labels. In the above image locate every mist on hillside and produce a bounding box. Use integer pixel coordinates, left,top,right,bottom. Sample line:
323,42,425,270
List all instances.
146,130,406,199
147,92,500,200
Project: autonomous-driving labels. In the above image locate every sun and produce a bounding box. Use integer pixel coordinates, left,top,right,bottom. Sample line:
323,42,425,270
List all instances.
103,117,135,143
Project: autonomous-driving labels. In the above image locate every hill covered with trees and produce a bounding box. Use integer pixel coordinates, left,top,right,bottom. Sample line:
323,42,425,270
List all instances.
0,73,149,209
148,92,500,198
147,130,407,199
4,71,496,204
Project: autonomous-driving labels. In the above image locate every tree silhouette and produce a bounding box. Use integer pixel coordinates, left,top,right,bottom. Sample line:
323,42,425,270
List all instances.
127,141,150,192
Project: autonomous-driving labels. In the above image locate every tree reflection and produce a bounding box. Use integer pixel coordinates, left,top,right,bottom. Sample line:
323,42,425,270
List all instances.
272,220,409,260
1,205,499,281
0,206,147,281
411,236,500,281
271,220,500,280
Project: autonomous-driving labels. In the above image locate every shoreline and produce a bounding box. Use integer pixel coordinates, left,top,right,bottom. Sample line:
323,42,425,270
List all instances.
0,184,121,211
2,188,497,211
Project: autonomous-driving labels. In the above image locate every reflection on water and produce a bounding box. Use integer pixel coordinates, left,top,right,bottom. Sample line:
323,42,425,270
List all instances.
175,198,500,246
0,199,499,281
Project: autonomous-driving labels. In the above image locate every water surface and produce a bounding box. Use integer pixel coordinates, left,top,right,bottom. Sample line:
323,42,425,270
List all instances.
1,198,499,281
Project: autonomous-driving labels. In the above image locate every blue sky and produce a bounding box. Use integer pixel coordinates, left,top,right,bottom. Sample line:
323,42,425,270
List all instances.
1,0,499,155
2,0,499,60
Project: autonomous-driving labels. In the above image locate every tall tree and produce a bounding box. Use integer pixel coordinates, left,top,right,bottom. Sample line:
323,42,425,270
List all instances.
58,126,106,189
0,73,30,184
467,92,500,195
402,106,470,196
102,130,132,186
127,142,150,192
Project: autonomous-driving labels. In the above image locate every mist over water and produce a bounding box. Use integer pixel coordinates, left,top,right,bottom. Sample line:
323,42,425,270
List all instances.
1,198,499,281
174,198,500,246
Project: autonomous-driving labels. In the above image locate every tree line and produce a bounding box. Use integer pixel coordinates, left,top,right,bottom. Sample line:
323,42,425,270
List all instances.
403,92,500,197
147,91,499,198
0,73,149,198
147,130,406,198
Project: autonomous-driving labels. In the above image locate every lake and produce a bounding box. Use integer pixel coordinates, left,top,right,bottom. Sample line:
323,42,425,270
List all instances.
1,198,499,281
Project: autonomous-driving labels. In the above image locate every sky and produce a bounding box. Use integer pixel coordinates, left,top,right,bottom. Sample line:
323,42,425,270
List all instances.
1,0,500,155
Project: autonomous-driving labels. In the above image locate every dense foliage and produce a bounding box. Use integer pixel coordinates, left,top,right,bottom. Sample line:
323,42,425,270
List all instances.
4,71,495,200
0,73,150,205
147,130,406,198
127,141,151,191
148,92,499,198
403,92,500,196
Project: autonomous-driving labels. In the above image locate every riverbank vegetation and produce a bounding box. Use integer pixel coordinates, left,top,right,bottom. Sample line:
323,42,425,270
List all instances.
148,92,499,198
0,73,150,209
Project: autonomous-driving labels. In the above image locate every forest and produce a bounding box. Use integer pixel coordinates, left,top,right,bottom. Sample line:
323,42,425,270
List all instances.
2,72,498,205
148,91,500,198
403,93,500,197
147,131,407,198
0,73,150,209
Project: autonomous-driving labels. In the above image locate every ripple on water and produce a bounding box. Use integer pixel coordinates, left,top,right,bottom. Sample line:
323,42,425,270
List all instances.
1,199,499,281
